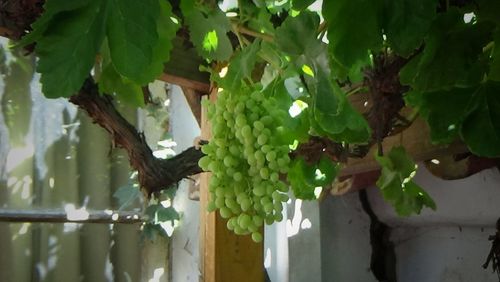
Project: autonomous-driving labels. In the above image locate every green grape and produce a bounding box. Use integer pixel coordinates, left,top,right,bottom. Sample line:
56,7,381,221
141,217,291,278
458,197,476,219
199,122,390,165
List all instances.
257,134,268,145
274,202,283,213
225,198,238,210
215,187,225,198
238,213,252,230
234,226,246,235
274,212,283,222
233,172,243,181
266,151,277,162
270,172,279,182
252,215,264,227
263,203,274,213
229,145,239,156
215,197,225,209
219,207,232,218
259,168,269,179
241,125,252,138
207,201,216,212
251,232,263,243
261,145,271,153
198,156,211,170
279,193,289,202
267,159,276,170
253,121,264,131
240,198,251,211
253,185,266,197
260,115,273,126
227,218,236,230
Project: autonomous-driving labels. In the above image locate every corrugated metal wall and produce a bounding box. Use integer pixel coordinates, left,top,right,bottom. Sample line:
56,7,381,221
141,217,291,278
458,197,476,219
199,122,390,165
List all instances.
0,42,143,282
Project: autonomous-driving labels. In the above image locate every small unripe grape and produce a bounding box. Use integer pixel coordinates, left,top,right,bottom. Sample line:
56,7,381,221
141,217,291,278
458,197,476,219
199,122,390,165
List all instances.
198,156,211,170
253,215,264,227
227,218,236,230
207,201,216,212
219,207,232,219
215,197,225,208
257,134,268,145
238,213,252,230
251,232,263,243
270,172,279,182
253,185,266,196
259,168,269,179
266,151,276,162
233,172,243,181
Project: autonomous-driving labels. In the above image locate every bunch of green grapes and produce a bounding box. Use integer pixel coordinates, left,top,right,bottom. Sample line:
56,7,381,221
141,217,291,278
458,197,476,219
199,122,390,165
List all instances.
198,88,291,242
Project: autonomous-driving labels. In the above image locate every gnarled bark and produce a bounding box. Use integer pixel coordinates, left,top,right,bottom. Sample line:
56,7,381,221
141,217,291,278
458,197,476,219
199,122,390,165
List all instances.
70,78,203,196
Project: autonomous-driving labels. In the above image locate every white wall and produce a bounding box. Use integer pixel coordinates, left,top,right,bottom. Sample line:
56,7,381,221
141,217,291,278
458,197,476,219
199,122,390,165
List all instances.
169,85,201,282
368,166,500,282
320,165,500,282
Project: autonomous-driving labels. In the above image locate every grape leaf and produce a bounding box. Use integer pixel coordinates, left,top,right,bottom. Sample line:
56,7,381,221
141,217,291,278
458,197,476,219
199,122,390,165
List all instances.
490,31,500,81
383,0,438,57
145,204,180,223
106,0,160,84
137,1,179,83
400,9,494,91
275,11,320,56
375,146,436,216
312,66,371,143
460,81,500,157
36,1,109,98
287,157,317,200
292,0,315,11
99,64,145,107
323,0,383,68
17,0,90,47
219,39,261,91
288,156,339,200
182,3,233,61
405,87,473,144
113,184,141,210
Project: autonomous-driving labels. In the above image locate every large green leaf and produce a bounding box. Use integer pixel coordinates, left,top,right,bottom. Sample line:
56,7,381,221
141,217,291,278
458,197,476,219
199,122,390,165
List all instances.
137,1,179,83
323,0,383,68
288,156,340,200
292,0,315,11
312,67,371,143
99,64,145,107
489,30,500,81
383,0,438,57
405,88,474,144
36,1,109,98
375,146,436,216
275,11,320,56
17,0,90,47
106,0,160,84
400,9,494,91
182,2,233,61
460,81,500,157
219,39,261,91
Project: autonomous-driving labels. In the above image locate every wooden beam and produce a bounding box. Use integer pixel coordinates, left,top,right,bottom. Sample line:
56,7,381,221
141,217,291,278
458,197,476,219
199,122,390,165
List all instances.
199,91,264,282
180,86,202,127
159,73,210,94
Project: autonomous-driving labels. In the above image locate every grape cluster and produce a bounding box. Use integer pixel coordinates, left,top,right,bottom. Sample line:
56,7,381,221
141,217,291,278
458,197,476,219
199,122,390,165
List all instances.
198,88,291,242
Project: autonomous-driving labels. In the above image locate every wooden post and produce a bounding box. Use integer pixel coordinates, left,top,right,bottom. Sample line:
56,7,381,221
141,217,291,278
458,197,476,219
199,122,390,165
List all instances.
199,90,264,282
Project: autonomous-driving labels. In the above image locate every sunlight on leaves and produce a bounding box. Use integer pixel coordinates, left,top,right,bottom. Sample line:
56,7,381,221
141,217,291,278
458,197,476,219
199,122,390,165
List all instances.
202,30,219,52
